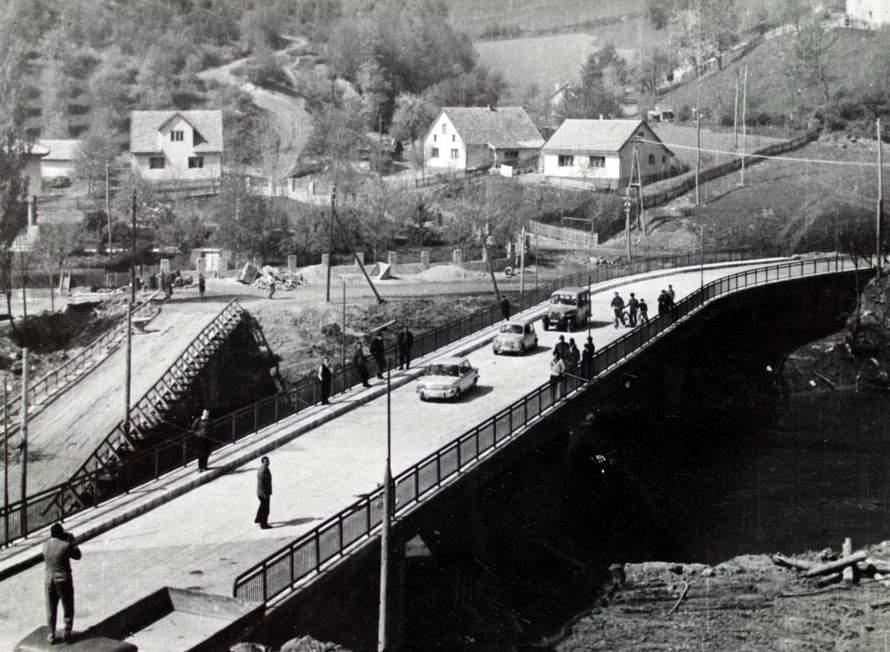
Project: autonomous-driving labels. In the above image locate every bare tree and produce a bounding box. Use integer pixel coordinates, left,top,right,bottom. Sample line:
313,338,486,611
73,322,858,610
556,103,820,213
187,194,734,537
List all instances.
36,222,84,311
785,16,838,106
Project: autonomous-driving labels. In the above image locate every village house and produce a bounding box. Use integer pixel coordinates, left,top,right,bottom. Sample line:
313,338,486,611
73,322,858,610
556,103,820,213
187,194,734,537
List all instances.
847,0,890,27
541,118,679,189
37,139,82,182
423,106,544,172
130,110,223,181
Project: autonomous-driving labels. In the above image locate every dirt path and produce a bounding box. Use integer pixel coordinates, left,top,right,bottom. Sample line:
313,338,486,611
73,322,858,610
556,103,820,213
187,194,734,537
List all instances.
198,43,312,179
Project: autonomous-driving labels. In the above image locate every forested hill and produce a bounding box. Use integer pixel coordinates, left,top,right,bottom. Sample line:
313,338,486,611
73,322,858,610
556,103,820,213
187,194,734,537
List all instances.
0,0,511,170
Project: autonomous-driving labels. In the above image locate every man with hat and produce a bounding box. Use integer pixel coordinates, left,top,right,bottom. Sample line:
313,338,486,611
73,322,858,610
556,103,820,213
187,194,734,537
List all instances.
44,523,81,644
192,408,211,472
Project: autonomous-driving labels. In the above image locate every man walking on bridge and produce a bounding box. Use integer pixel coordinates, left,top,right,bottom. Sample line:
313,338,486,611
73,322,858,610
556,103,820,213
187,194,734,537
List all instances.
43,523,81,644
255,457,272,529
370,331,386,379
611,291,626,328
318,356,332,405
397,325,414,370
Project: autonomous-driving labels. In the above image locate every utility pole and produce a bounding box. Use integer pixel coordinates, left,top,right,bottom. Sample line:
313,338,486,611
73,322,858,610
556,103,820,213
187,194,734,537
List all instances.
741,65,748,186
341,280,346,384
695,112,701,206
19,348,28,537
377,367,393,652
733,71,740,150
623,188,632,261
534,232,538,291
519,226,526,296
878,118,884,277
125,294,132,438
326,187,336,303
130,191,137,305
105,162,112,254
3,382,8,545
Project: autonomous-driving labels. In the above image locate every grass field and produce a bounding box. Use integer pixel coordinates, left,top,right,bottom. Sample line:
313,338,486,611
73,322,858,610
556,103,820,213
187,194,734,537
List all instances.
446,0,637,37
651,123,787,168
664,28,886,126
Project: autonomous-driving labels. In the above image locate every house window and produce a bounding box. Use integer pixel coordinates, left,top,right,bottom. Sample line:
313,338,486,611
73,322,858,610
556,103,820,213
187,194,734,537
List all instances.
502,150,519,161
433,135,437,142
450,148,459,160
170,130,184,142
588,156,605,168
188,156,204,169
452,135,456,142
149,156,165,169
431,147,439,158
558,155,574,167
662,155,666,164
648,153,655,165
442,123,447,134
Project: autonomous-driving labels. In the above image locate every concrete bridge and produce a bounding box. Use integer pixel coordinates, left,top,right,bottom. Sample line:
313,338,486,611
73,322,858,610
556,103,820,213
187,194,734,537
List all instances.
0,254,869,649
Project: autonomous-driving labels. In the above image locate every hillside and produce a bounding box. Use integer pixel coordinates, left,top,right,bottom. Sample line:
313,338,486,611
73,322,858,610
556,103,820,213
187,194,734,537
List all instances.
663,27,889,131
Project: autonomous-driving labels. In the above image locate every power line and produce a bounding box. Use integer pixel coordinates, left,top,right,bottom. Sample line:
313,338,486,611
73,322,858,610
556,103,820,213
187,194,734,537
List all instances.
636,137,887,168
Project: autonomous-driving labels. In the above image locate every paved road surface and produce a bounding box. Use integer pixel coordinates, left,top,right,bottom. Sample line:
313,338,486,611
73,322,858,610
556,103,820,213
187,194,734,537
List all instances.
5,299,234,495
0,264,771,647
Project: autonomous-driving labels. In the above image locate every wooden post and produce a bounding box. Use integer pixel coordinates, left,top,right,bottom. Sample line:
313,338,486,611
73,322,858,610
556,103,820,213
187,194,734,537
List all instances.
695,113,701,206
3,382,8,545
378,367,393,652
519,226,526,296
125,295,132,439
326,187,336,303
877,118,883,277
741,64,748,186
843,537,854,583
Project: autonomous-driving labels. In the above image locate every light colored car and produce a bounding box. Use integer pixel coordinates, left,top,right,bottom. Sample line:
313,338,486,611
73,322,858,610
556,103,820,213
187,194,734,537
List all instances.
492,320,538,355
416,356,479,401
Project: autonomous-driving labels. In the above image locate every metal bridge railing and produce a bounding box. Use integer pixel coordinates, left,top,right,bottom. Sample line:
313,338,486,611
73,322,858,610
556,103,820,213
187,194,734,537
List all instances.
232,254,860,603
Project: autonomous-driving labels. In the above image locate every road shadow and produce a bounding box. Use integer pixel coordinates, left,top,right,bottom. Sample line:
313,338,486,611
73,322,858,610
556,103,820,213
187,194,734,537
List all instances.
458,384,495,402
587,320,613,329
271,517,318,528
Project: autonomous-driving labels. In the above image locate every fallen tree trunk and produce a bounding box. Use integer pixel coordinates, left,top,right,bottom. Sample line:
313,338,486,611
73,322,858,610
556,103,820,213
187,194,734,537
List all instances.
804,551,867,578
772,554,815,571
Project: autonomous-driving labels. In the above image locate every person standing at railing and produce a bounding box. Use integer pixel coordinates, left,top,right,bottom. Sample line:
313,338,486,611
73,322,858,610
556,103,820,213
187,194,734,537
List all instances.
353,341,371,388
667,284,676,303
549,351,565,403
198,273,206,300
43,523,81,645
567,338,580,375
397,325,414,370
192,409,211,472
500,296,511,321
638,298,649,324
627,293,639,327
254,456,272,530
582,337,595,379
370,331,386,379
318,356,332,405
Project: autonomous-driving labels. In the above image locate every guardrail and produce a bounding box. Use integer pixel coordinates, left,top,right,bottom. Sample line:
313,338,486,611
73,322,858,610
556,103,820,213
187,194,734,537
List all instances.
0,300,246,546
232,254,863,603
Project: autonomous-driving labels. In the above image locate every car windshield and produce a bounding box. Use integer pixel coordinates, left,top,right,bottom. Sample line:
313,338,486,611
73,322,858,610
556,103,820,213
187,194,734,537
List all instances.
500,324,523,334
551,294,576,305
426,364,461,377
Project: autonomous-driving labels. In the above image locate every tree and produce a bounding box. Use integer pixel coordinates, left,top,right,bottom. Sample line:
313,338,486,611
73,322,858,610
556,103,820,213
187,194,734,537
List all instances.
784,17,838,107
646,0,671,29
671,0,739,72
36,223,83,311
215,176,289,262
303,99,367,184
75,118,119,197
389,93,438,166
0,1,32,132
423,65,507,108
557,45,627,121
0,135,30,328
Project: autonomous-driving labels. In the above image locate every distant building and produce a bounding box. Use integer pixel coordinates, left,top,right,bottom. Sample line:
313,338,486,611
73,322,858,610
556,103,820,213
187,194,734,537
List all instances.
423,106,544,172
38,139,82,180
130,110,223,181
21,143,49,195
541,118,679,189
847,0,890,26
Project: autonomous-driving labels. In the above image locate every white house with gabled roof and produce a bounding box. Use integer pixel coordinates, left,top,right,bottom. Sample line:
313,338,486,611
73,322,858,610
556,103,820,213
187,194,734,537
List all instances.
129,110,223,181
541,119,679,189
423,106,544,172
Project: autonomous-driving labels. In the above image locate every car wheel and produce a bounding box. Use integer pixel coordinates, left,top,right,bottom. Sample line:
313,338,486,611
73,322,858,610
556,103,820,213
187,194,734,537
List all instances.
419,392,426,402
519,343,525,354
455,387,462,400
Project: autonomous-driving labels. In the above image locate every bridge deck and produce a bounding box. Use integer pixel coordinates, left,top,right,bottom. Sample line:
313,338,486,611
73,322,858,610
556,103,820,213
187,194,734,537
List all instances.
5,299,234,496
0,263,785,647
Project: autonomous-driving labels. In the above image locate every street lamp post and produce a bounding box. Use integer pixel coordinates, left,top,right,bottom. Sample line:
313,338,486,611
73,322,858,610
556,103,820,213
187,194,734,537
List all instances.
378,367,393,652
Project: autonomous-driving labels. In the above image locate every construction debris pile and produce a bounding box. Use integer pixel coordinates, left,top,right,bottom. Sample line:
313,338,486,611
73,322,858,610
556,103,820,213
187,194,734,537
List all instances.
238,263,308,291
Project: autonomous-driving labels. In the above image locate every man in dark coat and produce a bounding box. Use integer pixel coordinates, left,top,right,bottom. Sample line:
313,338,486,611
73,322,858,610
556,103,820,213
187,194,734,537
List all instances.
397,326,415,370
318,356,332,405
627,293,639,327
197,273,206,300
553,334,569,360
192,409,211,472
582,336,595,380
611,291,625,328
500,296,511,321
254,457,272,529
353,341,370,387
639,298,649,324
44,523,82,644
370,332,386,379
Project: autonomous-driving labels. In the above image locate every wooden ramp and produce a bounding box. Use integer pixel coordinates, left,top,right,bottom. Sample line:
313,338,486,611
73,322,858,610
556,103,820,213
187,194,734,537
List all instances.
4,299,243,496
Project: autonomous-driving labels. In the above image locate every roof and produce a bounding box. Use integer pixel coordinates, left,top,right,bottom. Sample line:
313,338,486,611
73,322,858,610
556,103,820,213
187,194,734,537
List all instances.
431,356,469,366
542,119,666,154
437,107,544,149
38,139,82,161
130,110,223,154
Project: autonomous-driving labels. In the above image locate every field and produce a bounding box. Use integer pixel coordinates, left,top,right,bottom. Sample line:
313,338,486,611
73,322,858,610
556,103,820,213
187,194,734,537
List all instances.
664,28,887,126
651,123,787,168
446,0,637,37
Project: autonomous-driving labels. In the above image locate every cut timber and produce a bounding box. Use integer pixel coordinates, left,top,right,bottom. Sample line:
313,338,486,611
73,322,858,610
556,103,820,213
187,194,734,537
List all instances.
803,551,867,578
843,537,854,583
865,558,890,574
772,554,815,571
